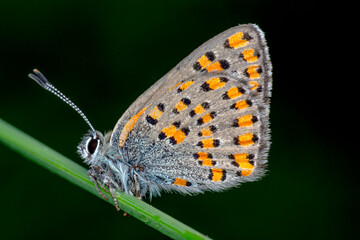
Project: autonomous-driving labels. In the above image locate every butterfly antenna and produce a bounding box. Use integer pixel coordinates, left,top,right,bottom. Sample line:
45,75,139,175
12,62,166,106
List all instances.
29,69,97,135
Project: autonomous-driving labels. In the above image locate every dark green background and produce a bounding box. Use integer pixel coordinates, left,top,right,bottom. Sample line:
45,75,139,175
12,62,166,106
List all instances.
0,0,356,239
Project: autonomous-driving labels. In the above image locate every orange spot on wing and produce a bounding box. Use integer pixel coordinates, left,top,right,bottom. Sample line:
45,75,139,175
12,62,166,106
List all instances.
206,77,226,90
237,133,255,146
201,139,215,148
201,127,212,136
201,113,213,124
210,168,224,181
206,62,223,72
193,104,206,115
198,55,212,68
162,125,177,137
149,106,162,120
232,154,254,176
237,115,254,127
247,65,260,79
239,163,254,176
233,153,249,162
227,32,249,49
197,152,211,161
249,81,259,90
175,101,188,112
242,49,258,62
179,80,194,91
227,87,243,99
173,178,189,186
173,129,186,144
119,107,148,147
202,159,214,166
234,100,250,110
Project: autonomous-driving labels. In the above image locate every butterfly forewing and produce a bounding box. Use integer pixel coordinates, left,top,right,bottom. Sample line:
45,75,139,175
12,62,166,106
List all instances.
110,24,271,194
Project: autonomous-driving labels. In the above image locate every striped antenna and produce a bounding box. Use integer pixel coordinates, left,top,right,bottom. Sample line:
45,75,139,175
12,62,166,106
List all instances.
29,69,96,135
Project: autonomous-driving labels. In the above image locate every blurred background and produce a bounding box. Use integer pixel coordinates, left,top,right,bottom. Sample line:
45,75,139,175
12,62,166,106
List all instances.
0,0,357,239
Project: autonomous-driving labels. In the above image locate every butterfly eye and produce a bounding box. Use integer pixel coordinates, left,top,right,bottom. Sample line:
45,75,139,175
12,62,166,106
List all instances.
87,138,99,155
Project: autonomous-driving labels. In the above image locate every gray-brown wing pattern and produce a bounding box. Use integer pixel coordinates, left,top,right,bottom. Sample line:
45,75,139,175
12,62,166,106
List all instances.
110,24,272,195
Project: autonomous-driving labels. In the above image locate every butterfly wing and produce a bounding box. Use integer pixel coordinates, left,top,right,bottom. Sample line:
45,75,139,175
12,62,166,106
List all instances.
110,24,272,196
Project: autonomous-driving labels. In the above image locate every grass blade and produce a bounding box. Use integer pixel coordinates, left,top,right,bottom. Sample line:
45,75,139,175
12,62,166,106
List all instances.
0,118,211,240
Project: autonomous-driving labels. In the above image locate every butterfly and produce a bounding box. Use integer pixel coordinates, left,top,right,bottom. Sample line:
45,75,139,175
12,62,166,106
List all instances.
29,24,272,211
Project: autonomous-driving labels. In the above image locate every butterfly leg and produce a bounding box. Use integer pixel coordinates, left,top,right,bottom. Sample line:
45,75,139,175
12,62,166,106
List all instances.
129,170,142,199
109,186,120,211
88,165,113,200
98,178,110,193
89,174,108,200
134,174,141,199
88,165,124,212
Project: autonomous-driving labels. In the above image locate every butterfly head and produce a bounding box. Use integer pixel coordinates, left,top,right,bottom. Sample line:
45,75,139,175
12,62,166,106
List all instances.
77,130,105,164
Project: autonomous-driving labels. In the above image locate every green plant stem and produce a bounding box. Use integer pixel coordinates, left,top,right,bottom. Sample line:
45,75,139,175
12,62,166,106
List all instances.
0,118,211,240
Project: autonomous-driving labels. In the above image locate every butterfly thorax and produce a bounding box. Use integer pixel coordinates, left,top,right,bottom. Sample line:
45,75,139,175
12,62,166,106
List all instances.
77,130,145,198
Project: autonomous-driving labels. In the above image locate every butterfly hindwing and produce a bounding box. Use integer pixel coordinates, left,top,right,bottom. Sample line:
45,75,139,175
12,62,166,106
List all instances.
110,24,272,194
